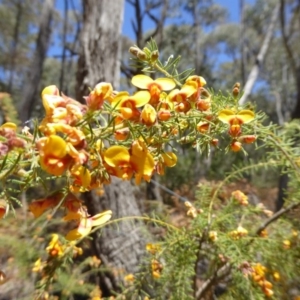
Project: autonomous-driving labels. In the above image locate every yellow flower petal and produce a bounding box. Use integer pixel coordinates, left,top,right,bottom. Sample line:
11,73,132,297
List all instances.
71,165,91,188
218,109,235,123
131,140,147,158
130,91,151,107
131,74,154,89
162,152,177,167
186,75,206,87
236,110,255,123
0,122,17,131
131,152,155,177
91,210,112,227
43,135,67,157
181,82,197,97
104,146,130,167
65,218,92,241
154,78,176,91
110,91,130,107
141,104,157,126
42,85,59,96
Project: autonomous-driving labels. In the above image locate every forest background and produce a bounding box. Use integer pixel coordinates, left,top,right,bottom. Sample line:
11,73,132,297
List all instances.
0,0,300,299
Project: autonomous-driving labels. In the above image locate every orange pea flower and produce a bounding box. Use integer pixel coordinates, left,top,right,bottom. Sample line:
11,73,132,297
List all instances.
167,82,197,113
141,104,157,126
131,74,176,106
29,193,62,218
85,82,113,110
70,165,92,192
104,140,155,184
156,152,177,175
111,91,150,121
37,135,72,176
186,75,207,103
218,109,255,137
41,85,86,126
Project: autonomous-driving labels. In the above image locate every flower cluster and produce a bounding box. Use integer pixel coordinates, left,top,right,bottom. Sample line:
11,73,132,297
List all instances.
251,263,274,297
231,190,248,206
229,225,248,240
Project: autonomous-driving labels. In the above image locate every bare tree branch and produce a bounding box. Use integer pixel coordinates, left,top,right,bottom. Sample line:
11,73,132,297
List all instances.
280,0,298,78
256,202,300,235
195,262,231,299
239,3,279,105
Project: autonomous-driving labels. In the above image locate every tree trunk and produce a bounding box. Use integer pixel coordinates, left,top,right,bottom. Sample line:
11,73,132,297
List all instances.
18,0,55,124
239,3,279,105
76,0,147,295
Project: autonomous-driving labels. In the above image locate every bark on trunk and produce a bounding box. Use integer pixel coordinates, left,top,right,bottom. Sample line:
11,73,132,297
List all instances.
76,0,147,295
19,0,55,124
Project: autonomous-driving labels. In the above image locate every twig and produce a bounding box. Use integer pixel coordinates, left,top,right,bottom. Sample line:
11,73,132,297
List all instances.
195,262,231,299
255,202,300,235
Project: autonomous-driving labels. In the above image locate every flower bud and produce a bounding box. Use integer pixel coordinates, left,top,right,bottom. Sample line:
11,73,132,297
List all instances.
141,104,157,126
158,109,171,121
238,135,256,144
129,47,147,60
231,141,242,152
150,50,159,62
211,138,219,147
114,128,130,141
196,121,209,133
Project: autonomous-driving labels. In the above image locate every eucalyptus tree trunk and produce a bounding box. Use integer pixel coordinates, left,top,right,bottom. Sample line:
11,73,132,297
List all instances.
19,0,55,124
76,0,147,295
239,3,279,105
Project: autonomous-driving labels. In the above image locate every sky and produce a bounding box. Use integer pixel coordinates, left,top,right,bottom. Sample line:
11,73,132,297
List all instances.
121,0,255,40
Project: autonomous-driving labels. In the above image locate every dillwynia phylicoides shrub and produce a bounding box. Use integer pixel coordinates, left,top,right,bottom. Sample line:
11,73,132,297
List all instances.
0,40,300,299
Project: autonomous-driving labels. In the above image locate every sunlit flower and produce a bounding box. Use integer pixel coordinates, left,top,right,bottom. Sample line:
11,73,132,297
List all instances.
196,121,210,133
41,123,85,146
141,104,157,126
157,109,171,121
131,74,176,106
37,135,72,176
85,82,113,110
230,140,242,152
29,192,62,218
114,128,130,141
124,273,135,283
104,140,155,184
151,259,163,279
70,165,92,192
209,231,218,242
186,75,207,103
32,258,44,273
111,91,151,120
238,135,257,144
229,225,248,239
41,86,86,126
283,239,291,249
218,109,255,137
273,271,280,282
46,234,65,257
146,243,161,255
231,190,248,206
167,82,197,113
65,210,112,241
